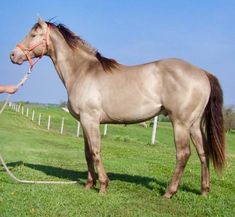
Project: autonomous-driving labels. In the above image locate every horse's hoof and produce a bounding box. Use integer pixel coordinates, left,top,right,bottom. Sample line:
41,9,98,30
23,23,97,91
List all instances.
99,189,107,195
201,191,209,197
84,185,92,190
99,180,109,194
84,181,96,189
163,192,173,199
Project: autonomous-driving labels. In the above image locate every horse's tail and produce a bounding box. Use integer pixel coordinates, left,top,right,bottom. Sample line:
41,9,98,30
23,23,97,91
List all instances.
203,72,225,173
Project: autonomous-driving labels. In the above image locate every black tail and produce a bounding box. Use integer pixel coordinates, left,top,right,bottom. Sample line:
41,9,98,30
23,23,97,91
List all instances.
204,72,225,173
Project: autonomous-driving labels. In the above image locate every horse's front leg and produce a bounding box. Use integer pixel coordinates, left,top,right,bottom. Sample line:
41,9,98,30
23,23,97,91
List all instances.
80,113,109,193
83,133,97,189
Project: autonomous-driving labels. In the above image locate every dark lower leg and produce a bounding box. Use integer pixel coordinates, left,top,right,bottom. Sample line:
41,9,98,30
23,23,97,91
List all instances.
163,148,190,198
198,152,210,195
92,153,109,193
84,140,96,189
164,124,190,198
190,127,210,195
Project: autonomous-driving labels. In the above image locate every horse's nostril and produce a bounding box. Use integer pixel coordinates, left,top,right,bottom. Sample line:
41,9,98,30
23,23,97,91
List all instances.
10,52,14,58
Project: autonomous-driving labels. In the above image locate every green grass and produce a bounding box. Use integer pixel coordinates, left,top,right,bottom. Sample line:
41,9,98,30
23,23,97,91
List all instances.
0,106,235,217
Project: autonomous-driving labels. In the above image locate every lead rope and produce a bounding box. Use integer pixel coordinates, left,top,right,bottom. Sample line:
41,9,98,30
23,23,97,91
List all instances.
0,67,78,184
0,68,31,114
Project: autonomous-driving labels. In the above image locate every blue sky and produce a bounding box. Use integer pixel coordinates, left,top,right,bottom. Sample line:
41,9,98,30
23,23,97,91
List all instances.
0,0,234,105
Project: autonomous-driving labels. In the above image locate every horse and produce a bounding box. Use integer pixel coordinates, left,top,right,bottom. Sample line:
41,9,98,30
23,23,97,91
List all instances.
10,17,225,198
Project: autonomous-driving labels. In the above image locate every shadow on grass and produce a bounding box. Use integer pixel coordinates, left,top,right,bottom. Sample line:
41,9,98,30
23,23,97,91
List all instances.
4,161,200,195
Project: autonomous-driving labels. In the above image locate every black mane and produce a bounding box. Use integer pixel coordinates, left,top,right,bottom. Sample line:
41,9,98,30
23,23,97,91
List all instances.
33,22,119,72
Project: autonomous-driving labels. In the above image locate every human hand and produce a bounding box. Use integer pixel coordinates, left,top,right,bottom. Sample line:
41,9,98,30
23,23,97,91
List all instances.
4,85,18,94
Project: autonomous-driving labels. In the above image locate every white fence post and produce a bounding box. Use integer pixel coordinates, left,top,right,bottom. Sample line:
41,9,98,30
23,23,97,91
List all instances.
47,115,51,130
26,108,29,117
151,116,158,145
60,117,64,134
38,113,41,126
31,110,35,121
76,121,80,137
104,124,108,136
21,106,24,115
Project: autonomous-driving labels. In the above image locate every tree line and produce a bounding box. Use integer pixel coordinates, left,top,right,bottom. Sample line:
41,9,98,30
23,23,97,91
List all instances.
224,105,235,132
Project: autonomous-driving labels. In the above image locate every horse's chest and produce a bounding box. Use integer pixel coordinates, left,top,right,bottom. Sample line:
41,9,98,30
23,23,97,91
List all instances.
68,85,101,113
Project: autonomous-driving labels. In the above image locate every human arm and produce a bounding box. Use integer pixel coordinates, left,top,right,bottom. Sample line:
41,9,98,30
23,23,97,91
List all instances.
0,85,18,94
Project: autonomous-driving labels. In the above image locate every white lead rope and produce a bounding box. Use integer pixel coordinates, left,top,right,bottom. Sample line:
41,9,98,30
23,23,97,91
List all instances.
0,154,78,184
0,67,78,184
0,94,11,114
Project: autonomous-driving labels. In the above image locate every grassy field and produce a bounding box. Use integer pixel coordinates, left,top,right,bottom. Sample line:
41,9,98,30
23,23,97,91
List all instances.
0,105,235,217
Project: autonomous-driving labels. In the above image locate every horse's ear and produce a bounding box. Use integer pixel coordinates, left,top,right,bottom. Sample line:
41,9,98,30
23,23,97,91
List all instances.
37,16,47,28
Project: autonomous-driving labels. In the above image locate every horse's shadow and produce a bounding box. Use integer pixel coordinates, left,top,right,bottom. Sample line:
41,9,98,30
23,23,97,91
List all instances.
4,161,200,195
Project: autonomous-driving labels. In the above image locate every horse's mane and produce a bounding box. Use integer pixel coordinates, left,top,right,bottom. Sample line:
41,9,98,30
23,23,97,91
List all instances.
33,22,119,72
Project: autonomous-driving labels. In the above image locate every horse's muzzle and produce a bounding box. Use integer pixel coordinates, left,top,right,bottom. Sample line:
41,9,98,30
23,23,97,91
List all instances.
10,49,25,65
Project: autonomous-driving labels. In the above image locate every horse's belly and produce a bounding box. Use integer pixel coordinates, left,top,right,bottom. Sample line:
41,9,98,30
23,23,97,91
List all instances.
98,64,162,123
101,97,162,124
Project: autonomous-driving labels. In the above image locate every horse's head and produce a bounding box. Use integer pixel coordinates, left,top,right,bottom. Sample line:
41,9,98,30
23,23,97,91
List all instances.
10,17,50,68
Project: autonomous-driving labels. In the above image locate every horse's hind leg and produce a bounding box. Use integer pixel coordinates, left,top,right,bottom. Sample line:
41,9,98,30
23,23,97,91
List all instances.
190,119,210,196
164,122,191,198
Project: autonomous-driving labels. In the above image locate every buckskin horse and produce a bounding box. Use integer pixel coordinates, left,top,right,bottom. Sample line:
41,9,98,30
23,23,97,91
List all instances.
10,18,225,198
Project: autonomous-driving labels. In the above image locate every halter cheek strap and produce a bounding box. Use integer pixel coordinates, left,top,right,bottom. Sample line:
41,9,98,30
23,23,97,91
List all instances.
17,24,50,69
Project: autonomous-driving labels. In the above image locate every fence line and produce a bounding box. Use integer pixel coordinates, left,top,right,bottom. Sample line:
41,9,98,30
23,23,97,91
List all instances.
31,110,35,121
76,121,80,137
8,103,158,142
17,104,21,112
60,117,64,134
38,113,41,126
47,115,51,130
151,116,158,144
26,108,29,117
104,124,108,136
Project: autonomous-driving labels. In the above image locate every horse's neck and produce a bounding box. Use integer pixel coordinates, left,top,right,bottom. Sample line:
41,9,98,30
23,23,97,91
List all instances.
48,31,96,91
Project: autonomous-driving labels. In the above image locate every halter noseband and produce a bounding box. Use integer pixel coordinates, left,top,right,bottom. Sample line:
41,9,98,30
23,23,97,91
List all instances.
17,24,50,69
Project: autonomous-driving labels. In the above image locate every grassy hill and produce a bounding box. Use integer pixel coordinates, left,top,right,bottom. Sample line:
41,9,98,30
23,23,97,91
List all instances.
0,105,234,217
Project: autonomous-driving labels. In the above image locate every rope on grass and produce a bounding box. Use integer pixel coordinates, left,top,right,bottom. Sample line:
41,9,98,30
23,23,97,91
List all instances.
0,154,78,184
0,68,78,184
